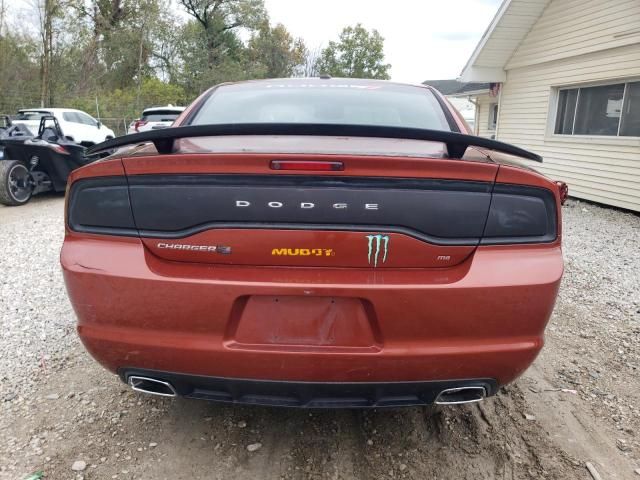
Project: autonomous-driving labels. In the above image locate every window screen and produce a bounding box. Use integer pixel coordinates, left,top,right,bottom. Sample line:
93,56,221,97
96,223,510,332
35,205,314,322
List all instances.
554,89,578,135
620,82,640,137
554,81,639,137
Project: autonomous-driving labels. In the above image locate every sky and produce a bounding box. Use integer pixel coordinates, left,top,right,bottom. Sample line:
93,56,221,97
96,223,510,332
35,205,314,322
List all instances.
264,0,502,84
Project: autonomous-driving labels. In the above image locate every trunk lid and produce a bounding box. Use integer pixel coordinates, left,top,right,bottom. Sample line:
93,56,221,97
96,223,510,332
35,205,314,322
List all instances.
122,140,498,269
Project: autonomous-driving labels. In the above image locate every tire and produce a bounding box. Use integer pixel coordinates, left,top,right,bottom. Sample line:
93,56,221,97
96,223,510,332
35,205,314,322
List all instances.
0,160,33,206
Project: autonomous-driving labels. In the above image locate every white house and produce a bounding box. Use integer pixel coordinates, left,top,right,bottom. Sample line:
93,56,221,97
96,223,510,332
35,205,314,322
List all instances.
459,0,640,212
422,80,491,131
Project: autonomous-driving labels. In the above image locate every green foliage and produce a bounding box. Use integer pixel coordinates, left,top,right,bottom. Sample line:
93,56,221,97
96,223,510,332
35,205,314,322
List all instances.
0,33,41,111
174,19,250,94
317,24,391,80
178,0,267,69
247,22,306,78
66,78,188,119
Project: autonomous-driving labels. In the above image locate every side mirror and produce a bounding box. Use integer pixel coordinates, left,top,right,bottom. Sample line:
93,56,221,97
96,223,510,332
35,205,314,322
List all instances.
96,121,102,129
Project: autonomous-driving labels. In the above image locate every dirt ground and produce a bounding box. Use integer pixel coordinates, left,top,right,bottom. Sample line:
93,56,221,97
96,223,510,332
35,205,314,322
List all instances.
1,194,639,480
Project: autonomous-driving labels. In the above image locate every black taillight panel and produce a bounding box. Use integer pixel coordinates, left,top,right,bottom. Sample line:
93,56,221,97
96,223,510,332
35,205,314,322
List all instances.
68,177,137,236
481,184,557,245
67,176,557,246
126,175,494,245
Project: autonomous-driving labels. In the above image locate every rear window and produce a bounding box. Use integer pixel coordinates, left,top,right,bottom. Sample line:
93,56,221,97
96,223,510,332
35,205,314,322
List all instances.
189,82,452,131
16,111,51,120
142,111,181,122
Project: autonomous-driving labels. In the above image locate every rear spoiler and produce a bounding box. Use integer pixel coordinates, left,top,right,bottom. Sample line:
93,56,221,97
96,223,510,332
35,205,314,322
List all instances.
86,123,543,162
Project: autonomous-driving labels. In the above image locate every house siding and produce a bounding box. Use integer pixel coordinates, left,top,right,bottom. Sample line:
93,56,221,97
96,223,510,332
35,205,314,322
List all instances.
497,0,640,211
474,0,552,69
475,94,498,138
505,0,640,70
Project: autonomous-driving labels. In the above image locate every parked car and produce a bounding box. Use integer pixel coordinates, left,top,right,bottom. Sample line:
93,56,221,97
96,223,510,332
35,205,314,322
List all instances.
127,105,185,134
0,115,91,206
62,78,565,408
12,108,115,146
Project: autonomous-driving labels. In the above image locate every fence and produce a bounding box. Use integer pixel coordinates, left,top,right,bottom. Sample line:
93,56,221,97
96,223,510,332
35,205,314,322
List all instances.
100,117,136,137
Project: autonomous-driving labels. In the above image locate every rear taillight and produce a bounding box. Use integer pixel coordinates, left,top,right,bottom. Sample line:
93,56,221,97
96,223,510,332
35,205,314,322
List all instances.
481,184,558,245
556,181,569,205
134,120,147,132
49,144,69,155
67,177,136,235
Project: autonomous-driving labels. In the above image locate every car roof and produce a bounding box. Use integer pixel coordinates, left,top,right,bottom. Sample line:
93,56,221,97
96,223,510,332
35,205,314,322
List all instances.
221,77,428,90
18,108,88,114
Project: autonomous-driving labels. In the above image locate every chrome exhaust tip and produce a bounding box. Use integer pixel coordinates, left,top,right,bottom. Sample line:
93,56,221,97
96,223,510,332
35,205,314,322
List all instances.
434,386,486,405
128,376,177,397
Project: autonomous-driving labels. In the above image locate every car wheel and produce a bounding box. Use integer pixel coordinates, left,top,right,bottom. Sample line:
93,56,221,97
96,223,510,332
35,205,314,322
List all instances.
0,160,33,206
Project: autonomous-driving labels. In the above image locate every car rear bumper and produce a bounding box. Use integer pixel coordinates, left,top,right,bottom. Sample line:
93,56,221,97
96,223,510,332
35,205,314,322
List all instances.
120,368,497,408
61,235,563,387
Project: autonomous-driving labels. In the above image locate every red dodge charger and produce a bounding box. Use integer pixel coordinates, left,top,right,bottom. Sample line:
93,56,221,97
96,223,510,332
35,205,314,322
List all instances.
61,78,565,407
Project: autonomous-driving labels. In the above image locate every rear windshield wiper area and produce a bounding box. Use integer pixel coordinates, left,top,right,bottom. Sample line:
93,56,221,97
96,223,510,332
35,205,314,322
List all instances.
86,123,543,162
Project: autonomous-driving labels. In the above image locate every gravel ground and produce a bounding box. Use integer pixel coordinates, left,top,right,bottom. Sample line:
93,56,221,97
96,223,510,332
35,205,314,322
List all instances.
0,195,639,480
0,194,75,399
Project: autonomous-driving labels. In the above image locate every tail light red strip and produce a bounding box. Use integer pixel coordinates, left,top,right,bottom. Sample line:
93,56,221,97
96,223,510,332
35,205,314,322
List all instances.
270,160,344,171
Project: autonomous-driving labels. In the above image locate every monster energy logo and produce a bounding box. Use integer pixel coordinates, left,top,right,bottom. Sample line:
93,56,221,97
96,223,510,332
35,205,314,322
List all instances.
366,234,389,267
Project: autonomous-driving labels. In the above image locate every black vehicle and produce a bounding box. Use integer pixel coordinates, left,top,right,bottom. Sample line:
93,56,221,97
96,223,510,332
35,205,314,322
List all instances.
0,115,90,206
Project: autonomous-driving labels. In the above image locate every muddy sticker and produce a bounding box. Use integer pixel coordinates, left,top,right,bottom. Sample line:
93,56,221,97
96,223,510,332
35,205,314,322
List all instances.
366,234,389,267
271,248,334,257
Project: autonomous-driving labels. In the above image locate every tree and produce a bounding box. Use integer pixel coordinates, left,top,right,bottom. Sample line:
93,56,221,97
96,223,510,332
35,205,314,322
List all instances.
301,45,322,77
316,24,391,80
173,19,248,94
178,0,266,70
48,0,172,100
70,0,128,92
247,22,305,78
0,32,41,112
34,0,61,106
150,6,186,83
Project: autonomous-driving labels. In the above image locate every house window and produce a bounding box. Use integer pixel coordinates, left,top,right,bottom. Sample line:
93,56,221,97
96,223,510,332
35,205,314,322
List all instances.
554,81,640,137
620,82,640,136
488,103,498,130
